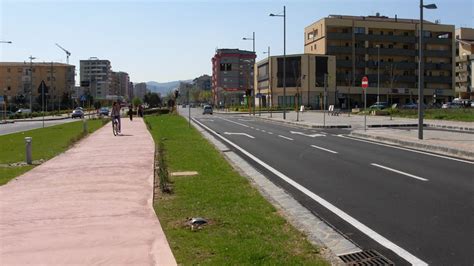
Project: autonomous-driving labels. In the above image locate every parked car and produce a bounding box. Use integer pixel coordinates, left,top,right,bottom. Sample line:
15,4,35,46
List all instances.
202,105,213,115
400,103,418,109
369,102,388,109
441,102,462,109
16,108,32,114
99,107,109,116
71,108,84,118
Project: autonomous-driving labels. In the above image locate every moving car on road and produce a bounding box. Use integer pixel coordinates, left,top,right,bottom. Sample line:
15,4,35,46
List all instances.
16,108,32,114
400,103,418,109
99,107,109,116
71,108,84,119
202,105,213,115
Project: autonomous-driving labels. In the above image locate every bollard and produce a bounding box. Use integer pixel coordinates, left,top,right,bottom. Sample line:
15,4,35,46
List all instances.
82,117,88,134
25,137,32,165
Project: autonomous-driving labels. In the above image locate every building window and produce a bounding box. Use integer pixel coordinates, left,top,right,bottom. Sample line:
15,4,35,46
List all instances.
308,32,314,40
388,44,394,49
354,27,365,34
311,46,313,51
423,31,431,37
389,31,394,36
369,30,373,35
380,31,384,35
404,32,409,36
345,42,349,47
403,45,409,49
7,68,11,73
220,64,225,71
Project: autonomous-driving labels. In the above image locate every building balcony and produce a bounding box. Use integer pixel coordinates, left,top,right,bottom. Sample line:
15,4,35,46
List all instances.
327,46,365,55
424,37,452,45
455,75,468,83
367,48,417,56
336,60,365,68
326,32,352,40
366,74,417,83
366,61,417,70
356,34,416,43
424,50,452,57
425,76,452,83
425,63,452,70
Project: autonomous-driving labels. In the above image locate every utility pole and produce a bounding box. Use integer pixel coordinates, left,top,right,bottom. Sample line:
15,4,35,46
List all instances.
323,74,327,127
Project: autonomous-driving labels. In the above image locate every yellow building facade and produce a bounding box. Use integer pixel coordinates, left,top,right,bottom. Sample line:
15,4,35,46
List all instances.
304,14,455,106
0,62,75,110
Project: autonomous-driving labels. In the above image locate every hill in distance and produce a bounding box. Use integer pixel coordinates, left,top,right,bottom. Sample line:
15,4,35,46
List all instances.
146,80,192,95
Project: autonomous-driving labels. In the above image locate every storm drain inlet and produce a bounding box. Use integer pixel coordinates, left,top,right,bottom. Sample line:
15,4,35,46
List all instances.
339,250,394,265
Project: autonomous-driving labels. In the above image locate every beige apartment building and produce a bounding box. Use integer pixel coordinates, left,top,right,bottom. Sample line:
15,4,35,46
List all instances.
0,62,75,110
304,14,455,107
255,54,336,109
455,27,474,100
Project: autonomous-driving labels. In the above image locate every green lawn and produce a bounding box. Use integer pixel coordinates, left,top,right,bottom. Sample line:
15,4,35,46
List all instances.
146,114,327,265
0,120,104,185
389,108,474,122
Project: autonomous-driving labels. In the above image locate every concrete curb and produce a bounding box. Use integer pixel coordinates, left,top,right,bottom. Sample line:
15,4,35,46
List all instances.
426,123,474,132
9,116,70,122
350,132,474,160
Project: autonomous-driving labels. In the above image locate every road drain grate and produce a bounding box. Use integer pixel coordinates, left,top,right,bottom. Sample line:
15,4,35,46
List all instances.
339,250,394,265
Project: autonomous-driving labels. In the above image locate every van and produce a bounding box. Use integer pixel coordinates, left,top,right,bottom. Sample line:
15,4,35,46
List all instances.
16,108,32,114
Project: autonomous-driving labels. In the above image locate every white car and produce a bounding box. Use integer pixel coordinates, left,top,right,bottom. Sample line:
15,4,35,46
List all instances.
16,108,32,114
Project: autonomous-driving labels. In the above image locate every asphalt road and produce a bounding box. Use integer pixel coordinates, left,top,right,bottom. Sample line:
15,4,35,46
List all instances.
0,118,78,135
184,108,474,265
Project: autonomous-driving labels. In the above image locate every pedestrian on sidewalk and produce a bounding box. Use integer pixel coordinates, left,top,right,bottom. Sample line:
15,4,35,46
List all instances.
128,104,133,121
138,104,144,117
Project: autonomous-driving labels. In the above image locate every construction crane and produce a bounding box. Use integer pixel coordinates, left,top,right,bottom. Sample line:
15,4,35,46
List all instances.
55,43,71,64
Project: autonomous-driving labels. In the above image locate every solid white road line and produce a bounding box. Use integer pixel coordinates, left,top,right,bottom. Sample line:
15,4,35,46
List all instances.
310,145,338,154
219,117,250,128
371,163,429,182
224,132,255,139
192,118,427,266
268,132,274,135
337,134,474,165
278,135,294,141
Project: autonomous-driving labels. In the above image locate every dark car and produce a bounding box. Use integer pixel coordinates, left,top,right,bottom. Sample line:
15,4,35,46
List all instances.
99,107,109,116
202,105,213,115
401,103,418,109
71,108,84,118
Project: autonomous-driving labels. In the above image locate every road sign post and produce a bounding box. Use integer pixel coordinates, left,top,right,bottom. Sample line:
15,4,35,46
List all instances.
362,76,368,131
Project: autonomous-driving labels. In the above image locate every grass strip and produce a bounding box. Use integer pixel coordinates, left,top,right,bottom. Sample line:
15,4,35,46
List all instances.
146,114,327,265
0,119,104,185
388,108,474,122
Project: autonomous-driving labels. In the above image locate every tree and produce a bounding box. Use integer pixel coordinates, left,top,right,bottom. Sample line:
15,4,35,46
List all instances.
384,63,399,106
61,92,71,109
199,90,212,103
191,88,201,103
143,92,161,107
132,96,142,107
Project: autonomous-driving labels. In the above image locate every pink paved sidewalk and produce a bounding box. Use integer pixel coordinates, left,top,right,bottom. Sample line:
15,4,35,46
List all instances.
0,118,176,265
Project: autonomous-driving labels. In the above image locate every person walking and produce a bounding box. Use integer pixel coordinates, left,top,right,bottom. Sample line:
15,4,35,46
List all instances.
128,104,133,121
138,105,144,117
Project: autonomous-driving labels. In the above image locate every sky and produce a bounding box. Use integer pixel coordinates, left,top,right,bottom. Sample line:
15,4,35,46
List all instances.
1,0,473,84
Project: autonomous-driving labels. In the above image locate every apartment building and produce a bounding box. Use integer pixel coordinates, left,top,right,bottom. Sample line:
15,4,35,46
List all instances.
455,27,474,100
0,62,75,109
304,14,455,107
134,82,147,100
80,58,112,100
110,71,130,100
256,54,336,109
211,49,256,106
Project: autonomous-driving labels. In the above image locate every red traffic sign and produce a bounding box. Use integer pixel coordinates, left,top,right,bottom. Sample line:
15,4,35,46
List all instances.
362,76,368,89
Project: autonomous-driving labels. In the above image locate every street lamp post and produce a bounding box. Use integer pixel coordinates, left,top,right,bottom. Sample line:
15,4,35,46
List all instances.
376,44,380,103
243,32,256,116
263,46,271,117
270,5,286,120
418,0,437,140
29,56,36,118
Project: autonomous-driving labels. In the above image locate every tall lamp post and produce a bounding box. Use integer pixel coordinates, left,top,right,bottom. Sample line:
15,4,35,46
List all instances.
376,44,380,102
270,6,286,120
243,32,256,115
263,46,271,117
418,0,437,140
29,56,36,118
